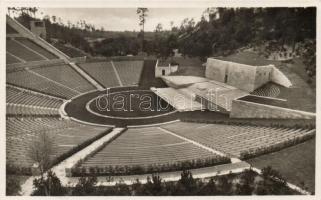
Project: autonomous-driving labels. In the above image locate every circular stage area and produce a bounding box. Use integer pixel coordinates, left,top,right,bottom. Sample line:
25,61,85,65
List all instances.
64,87,179,127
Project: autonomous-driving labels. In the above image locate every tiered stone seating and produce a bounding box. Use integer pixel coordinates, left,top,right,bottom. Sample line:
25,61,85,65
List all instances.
6,86,63,108
6,117,109,168
79,62,120,88
251,83,280,98
7,38,46,62
6,103,59,116
53,42,86,58
31,64,96,93
6,70,79,99
6,24,18,34
81,127,221,168
15,38,58,60
113,61,144,86
161,122,312,157
6,52,21,64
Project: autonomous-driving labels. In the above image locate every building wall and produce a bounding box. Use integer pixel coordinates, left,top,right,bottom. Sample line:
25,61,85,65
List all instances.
30,21,46,38
155,63,178,77
226,64,257,92
230,100,315,119
270,66,292,87
205,58,275,92
205,58,227,82
254,65,272,90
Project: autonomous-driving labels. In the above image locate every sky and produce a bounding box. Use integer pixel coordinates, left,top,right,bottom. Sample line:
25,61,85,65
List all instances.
35,8,207,32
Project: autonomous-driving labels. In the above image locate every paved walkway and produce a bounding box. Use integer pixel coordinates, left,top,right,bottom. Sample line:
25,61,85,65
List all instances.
76,161,251,186
110,61,123,86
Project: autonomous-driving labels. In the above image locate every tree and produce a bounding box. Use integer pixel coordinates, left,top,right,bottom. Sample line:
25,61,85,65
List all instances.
141,174,164,195
256,166,292,195
174,170,197,195
235,169,256,195
32,170,66,196
215,172,234,195
136,8,149,51
51,15,56,23
197,177,218,195
72,176,98,195
28,131,54,176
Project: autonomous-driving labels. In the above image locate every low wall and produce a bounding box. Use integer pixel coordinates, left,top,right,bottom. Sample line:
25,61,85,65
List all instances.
230,99,315,119
271,66,292,88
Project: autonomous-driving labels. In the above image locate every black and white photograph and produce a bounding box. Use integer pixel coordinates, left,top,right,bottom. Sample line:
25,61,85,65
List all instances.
2,0,319,197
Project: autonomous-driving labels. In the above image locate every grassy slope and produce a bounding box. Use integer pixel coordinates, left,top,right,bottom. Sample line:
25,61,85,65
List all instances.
247,137,315,193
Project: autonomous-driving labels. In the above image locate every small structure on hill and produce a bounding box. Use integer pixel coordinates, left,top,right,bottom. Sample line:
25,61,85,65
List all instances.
30,20,46,39
155,59,179,77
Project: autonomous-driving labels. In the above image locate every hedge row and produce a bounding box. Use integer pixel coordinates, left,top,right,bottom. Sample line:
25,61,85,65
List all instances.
85,56,145,63
240,130,316,160
6,128,113,176
6,114,61,118
70,156,231,177
180,117,315,130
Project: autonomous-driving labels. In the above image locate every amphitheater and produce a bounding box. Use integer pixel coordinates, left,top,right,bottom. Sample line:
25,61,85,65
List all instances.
5,15,316,194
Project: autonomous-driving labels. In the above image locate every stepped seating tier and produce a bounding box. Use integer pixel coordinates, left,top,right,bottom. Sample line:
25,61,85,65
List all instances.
161,122,312,157
7,39,46,62
6,24,18,34
251,83,281,98
81,127,223,168
6,52,21,64
6,86,63,108
6,103,59,116
6,69,79,99
113,60,144,86
30,64,96,93
15,38,58,60
79,62,120,88
6,117,109,168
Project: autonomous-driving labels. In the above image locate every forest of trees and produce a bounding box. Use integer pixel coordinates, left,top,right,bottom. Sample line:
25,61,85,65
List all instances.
9,7,316,76
177,8,316,57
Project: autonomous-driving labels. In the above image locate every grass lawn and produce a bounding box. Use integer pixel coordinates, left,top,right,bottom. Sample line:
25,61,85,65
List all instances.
247,137,315,193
